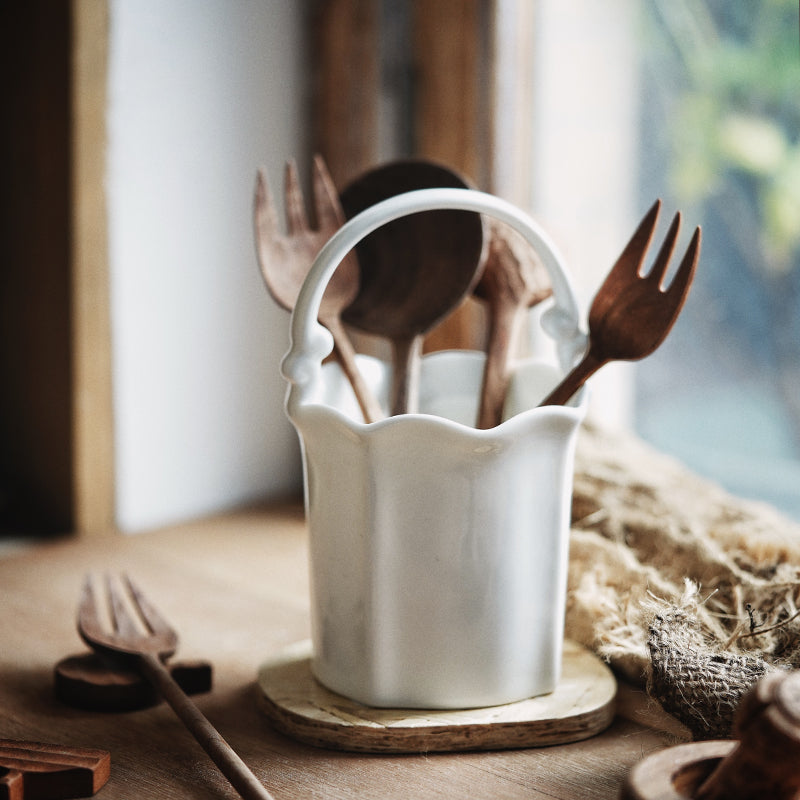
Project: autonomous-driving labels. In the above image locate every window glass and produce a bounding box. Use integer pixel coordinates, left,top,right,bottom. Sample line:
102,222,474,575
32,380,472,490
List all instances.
635,1,800,519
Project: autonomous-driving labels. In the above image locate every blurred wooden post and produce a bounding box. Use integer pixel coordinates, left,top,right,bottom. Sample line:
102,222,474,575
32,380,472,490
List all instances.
309,0,383,359
309,0,380,188
411,0,492,192
413,0,495,352
310,0,502,353
71,0,116,536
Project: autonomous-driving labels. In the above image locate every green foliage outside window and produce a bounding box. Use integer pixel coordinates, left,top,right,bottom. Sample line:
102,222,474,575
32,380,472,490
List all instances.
637,0,800,517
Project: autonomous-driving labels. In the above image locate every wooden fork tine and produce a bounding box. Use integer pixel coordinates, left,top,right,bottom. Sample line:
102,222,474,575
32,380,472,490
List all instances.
78,575,102,637
664,226,701,304
617,199,661,280
311,154,344,233
647,212,681,288
283,159,309,235
254,169,281,251
590,199,661,323
123,574,174,637
107,574,140,637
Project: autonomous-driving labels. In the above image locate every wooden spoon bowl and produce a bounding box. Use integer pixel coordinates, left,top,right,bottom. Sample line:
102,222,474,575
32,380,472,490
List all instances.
339,160,487,414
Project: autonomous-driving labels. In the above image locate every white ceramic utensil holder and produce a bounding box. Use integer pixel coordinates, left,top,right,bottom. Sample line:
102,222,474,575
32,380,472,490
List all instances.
282,188,588,709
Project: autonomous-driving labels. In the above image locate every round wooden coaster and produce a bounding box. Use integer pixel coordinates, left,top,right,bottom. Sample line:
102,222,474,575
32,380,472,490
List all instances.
256,640,616,753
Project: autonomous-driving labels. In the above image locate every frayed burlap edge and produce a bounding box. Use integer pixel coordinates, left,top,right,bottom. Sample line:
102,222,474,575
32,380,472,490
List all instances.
565,421,800,739
644,585,773,739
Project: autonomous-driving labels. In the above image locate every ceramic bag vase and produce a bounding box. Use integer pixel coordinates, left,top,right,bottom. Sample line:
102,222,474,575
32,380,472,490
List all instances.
282,189,588,709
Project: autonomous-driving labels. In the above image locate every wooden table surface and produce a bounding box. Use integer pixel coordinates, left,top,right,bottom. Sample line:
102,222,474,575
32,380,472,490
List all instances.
0,504,687,799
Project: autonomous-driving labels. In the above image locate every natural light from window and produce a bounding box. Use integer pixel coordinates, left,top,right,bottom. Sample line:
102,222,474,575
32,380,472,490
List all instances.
634,0,800,520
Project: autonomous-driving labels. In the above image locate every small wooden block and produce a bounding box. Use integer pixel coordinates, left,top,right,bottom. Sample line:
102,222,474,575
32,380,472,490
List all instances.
54,653,212,712
0,739,110,800
256,639,616,753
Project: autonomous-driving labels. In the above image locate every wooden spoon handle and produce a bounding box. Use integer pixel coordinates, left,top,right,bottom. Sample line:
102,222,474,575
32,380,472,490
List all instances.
137,654,275,800
325,316,384,423
390,335,423,416
539,348,606,407
477,302,525,429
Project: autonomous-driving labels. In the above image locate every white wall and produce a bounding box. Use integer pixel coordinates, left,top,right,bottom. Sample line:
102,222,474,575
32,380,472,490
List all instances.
107,1,307,532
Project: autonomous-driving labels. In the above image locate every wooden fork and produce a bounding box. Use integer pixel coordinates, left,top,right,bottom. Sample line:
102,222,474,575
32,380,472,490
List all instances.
540,199,701,407
254,155,383,423
77,574,275,800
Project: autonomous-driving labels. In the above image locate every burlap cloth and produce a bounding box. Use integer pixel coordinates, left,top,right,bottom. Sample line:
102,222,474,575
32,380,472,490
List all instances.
565,421,800,740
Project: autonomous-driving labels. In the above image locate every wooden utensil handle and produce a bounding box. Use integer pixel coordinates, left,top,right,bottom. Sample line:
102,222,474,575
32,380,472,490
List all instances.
476,301,524,429
137,654,275,800
539,349,605,407
390,335,422,416
325,316,383,423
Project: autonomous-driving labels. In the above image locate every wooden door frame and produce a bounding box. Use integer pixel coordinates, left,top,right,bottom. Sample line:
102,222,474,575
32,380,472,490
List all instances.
1,1,113,539
70,0,115,537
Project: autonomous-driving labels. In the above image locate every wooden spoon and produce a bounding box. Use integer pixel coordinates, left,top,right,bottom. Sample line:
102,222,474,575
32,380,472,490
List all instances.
473,217,553,428
339,160,487,415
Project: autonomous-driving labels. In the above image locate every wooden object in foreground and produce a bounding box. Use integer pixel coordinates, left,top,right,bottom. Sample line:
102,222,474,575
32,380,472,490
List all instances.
622,671,800,800
256,639,616,753
0,740,110,800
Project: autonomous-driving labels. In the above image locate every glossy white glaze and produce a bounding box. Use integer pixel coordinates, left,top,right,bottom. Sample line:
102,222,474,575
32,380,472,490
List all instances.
282,189,588,708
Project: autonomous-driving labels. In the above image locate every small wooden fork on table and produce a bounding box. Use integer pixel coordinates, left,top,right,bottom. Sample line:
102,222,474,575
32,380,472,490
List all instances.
77,574,276,800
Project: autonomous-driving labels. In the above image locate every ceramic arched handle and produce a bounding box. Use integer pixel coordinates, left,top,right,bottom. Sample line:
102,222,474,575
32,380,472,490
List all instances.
282,188,586,416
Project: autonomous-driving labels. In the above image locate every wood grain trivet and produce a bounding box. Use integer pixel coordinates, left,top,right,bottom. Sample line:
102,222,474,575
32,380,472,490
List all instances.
256,639,616,753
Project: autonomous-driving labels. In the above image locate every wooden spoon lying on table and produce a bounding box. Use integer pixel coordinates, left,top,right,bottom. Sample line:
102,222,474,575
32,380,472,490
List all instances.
339,160,487,415
473,217,553,429
254,155,383,423
539,199,701,408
